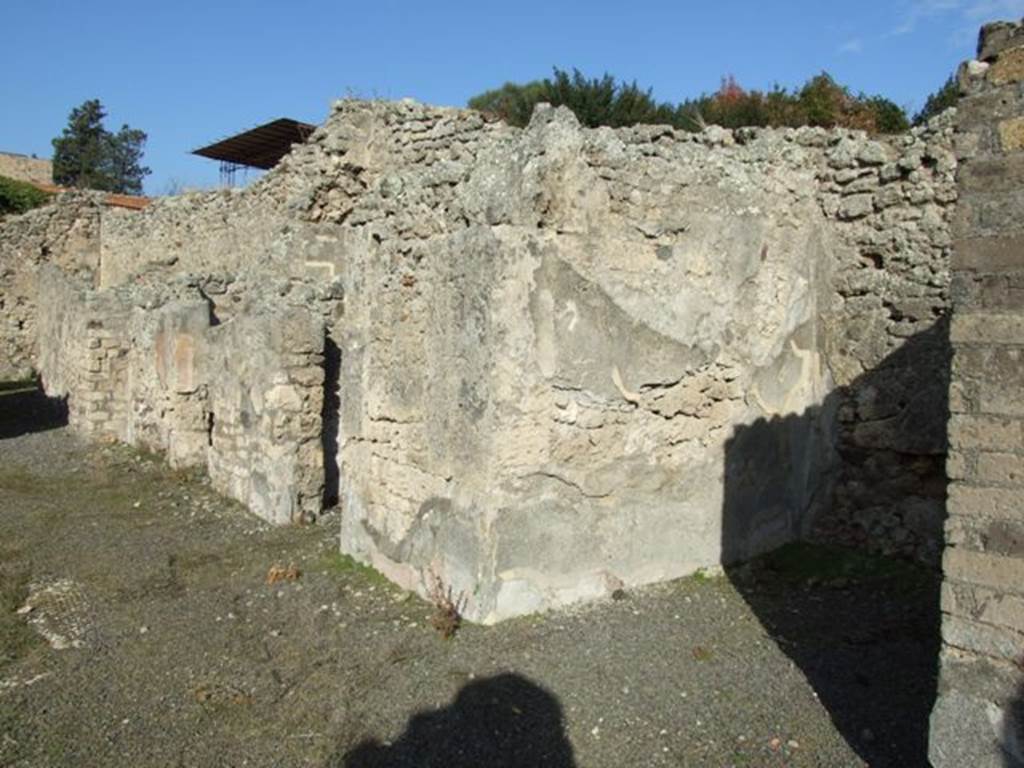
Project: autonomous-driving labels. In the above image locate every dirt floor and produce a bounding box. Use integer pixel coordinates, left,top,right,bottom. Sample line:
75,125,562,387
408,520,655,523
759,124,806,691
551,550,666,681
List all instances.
0,385,942,767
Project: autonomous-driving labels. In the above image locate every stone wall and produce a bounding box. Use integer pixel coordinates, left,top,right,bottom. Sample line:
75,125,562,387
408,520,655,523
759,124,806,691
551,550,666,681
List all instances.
818,114,957,565
0,152,52,186
202,306,326,524
5,95,958,622
930,18,1024,768
34,267,132,436
35,267,327,525
99,190,289,288
282,100,952,621
0,192,102,379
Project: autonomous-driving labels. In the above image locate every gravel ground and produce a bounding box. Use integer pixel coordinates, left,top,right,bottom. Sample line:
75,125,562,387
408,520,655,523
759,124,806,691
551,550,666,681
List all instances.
0,386,940,767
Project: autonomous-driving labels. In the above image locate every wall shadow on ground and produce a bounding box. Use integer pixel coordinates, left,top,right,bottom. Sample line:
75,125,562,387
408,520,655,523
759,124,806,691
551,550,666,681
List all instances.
722,321,950,768
0,382,68,439
333,673,576,768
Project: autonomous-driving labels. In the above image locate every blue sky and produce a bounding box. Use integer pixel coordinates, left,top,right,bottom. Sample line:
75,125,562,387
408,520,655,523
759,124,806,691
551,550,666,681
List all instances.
4,0,1023,195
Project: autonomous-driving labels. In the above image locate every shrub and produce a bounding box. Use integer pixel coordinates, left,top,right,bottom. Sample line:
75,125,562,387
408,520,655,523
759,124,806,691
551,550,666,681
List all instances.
681,73,909,133
470,69,911,134
0,175,52,216
469,80,551,128
469,68,688,130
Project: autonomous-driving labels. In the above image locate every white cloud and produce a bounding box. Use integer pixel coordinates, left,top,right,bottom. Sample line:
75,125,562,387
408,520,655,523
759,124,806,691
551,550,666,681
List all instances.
964,0,1024,20
841,0,1019,60
879,0,1021,47
887,0,964,36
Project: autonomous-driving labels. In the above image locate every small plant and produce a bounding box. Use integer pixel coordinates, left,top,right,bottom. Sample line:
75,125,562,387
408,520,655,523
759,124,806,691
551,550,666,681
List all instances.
265,563,301,585
426,570,466,640
692,645,713,662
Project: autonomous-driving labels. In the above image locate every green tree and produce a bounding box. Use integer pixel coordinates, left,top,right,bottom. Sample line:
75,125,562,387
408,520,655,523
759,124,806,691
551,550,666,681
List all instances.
51,99,150,194
913,75,958,125
105,125,150,195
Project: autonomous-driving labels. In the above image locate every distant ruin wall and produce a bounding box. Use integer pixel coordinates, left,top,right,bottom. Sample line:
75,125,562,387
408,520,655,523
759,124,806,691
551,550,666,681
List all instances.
0,152,52,186
5,96,956,621
930,19,1024,768
99,190,290,288
0,193,102,380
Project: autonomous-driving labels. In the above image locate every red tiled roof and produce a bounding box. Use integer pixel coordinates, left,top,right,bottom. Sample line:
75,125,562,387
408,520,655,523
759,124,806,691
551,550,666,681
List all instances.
32,183,150,210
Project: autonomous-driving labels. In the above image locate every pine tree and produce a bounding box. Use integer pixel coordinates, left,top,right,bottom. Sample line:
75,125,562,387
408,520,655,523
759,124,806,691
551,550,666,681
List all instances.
51,99,150,194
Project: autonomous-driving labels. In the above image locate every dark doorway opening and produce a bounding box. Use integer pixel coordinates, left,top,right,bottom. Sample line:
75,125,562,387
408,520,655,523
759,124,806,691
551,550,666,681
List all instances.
322,334,341,508
0,381,68,439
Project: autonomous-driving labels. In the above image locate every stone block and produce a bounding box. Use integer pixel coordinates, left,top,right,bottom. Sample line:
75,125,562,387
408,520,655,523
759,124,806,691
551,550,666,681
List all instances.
942,614,1024,661
951,312,1024,344
977,451,1024,485
989,46,1024,85
934,678,1024,767
954,234,1024,273
969,345,1024,381
953,272,1024,312
953,345,989,379
979,21,1024,61
949,414,1023,451
943,580,1024,633
984,517,1024,559
950,379,975,413
929,650,1024,768
264,384,302,413
1000,117,1024,153
981,381,1024,416
955,192,1024,237
948,450,971,480
837,193,874,220
949,484,1024,520
946,547,1024,593
856,141,888,166
957,88,1024,131
959,154,1024,194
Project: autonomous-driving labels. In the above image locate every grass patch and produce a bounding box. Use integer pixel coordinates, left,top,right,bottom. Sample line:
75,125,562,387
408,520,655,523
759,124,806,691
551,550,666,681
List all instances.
319,552,391,588
688,565,725,583
0,468,49,496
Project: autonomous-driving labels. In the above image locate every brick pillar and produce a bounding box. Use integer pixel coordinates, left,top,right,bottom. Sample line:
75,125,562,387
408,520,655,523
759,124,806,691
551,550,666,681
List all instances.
930,18,1024,768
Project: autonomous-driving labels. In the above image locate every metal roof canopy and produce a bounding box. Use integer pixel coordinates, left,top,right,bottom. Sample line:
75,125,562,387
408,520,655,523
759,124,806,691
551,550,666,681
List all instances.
192,118,316,170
